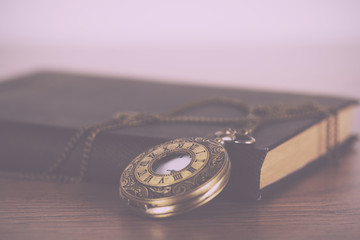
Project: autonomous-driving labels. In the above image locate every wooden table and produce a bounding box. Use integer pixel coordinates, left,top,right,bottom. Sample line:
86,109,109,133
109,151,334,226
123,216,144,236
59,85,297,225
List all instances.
1,140,359,240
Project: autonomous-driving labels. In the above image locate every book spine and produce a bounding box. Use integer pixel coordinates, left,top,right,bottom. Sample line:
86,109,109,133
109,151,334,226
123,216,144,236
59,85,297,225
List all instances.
224,142,268,201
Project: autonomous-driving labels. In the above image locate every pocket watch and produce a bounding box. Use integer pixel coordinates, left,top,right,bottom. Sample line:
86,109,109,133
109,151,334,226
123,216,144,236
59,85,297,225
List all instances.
119,137,230,218
119,128,256,218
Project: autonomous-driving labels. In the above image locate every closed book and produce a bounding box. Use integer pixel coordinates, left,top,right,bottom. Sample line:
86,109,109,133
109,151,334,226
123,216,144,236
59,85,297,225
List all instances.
0,72,357,200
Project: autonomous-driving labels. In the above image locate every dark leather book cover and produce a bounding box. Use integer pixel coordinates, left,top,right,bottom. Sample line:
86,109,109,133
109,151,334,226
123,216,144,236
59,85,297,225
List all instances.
0,72,357,200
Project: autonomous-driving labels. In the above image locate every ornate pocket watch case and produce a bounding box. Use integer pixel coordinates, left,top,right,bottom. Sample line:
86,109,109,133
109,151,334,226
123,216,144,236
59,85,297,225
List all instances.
119,137,231,218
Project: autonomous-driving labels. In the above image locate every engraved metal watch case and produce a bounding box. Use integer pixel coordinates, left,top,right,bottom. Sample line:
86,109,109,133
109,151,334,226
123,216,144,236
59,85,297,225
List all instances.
119,137,231,218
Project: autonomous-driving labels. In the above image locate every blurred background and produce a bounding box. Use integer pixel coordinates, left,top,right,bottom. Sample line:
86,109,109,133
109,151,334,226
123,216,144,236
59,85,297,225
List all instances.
0,0,359,99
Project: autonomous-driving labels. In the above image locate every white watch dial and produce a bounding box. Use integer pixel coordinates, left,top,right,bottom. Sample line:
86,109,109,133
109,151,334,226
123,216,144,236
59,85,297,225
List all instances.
153,153,192,175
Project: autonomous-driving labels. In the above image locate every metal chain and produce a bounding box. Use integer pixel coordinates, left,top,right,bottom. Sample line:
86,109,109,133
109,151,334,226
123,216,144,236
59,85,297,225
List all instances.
0,97,338,183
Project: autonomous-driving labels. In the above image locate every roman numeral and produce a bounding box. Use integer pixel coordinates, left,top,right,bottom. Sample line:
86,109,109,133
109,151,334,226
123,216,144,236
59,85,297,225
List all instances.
158,177,165,184
163,146,169,151
137,169,148,177
188,143,199,150
195,159,206,162
187,166,196,173
172,173,183,181
144,175,153,183
139,161,149,166
148,152,156,158
176,143,185,149
195,150,206,155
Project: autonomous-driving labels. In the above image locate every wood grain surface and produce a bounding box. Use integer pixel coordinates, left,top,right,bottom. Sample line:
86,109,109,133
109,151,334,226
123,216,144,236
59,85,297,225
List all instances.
1,139,359,240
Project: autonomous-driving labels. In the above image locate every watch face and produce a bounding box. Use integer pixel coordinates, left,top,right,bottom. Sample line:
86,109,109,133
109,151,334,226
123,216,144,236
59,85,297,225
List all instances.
134,141,208,187
152,152,192,175
119,137,231,218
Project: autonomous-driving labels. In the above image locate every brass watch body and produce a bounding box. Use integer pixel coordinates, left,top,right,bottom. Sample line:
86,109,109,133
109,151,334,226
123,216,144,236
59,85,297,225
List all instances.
119,137,231,218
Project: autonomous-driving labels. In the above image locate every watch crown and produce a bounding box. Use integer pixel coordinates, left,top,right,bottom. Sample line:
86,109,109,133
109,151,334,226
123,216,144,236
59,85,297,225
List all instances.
214,128,256,145
214,128,237,145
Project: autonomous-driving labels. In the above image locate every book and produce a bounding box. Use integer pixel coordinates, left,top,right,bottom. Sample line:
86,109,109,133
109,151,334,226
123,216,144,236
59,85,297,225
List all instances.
0,71,357,200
